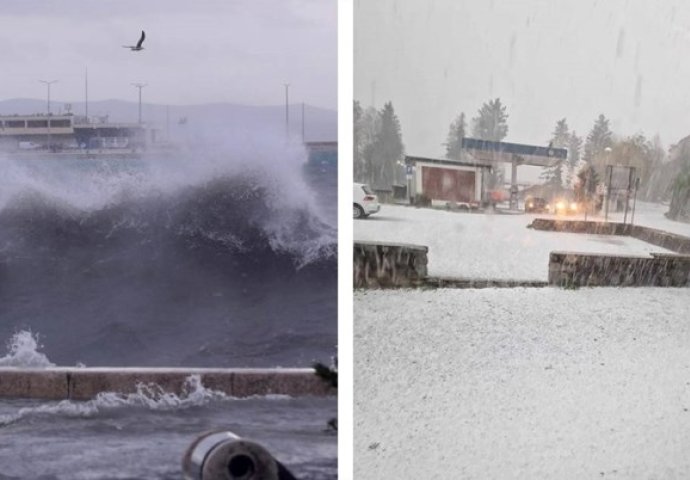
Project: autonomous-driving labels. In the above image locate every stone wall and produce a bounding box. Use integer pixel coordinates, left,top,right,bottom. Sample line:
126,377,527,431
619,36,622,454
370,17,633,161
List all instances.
0,367,335,400
528,218,690,255
549,251,690,287
424,277,547,289
353,241,428,288
528,218,631,235
629,225,690,254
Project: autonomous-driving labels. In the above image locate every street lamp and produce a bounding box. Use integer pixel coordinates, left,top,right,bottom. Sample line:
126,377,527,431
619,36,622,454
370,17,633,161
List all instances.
283,83,290,141
131,82,148,124
38,79,58,115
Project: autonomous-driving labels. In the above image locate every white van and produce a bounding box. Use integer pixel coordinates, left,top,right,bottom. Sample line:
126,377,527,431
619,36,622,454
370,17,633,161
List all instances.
353,183,380,218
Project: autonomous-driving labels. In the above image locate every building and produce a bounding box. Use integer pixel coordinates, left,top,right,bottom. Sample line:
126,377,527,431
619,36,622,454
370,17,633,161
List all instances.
0,113,148,153
405,155,493,207
305,141,337,166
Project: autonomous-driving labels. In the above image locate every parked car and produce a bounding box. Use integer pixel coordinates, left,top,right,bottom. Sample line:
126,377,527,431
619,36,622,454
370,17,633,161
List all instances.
525,196,548,213
353,183,380,218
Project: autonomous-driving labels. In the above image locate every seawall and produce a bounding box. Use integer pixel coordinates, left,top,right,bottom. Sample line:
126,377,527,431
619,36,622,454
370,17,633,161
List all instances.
0,367,334,400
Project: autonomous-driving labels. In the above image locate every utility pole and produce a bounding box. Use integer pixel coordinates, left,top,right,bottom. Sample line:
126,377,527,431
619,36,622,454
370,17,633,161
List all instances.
85,67,89,121
301,102,305,143
131,82,148,124
283,83,290,140
38,79,58,115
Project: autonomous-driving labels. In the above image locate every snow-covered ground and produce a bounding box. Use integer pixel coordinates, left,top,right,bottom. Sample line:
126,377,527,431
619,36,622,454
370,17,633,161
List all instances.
607,201,690,238
355,288,690,479
354,204,675,280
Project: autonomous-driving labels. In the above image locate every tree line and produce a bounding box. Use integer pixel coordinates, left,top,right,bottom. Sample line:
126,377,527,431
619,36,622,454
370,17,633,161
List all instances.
353,97,680,207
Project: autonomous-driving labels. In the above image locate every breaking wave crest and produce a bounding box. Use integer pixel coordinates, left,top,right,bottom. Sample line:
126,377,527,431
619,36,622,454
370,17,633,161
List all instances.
0,331,55,368
0,375,232,427
0,171,335,269
0,145,337,367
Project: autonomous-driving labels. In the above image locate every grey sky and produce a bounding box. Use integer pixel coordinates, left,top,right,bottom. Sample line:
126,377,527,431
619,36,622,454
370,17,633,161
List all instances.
0,0,336,109
355,0,690,156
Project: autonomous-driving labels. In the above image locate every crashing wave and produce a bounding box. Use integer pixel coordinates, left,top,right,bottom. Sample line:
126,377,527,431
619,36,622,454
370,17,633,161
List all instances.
0,331,55,368
0,169,335,268
0,375,290,427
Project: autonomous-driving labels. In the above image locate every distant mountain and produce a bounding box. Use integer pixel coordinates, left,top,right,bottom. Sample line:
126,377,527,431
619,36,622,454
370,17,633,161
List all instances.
0,98,337,142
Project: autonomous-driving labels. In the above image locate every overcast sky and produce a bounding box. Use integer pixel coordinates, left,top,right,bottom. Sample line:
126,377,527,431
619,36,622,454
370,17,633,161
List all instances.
0,0,336,109
355,0,690,156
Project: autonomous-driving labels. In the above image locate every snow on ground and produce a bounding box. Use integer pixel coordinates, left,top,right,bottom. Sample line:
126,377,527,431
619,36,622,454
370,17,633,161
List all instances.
354,204,673,280
607,201,690,238
355,288,690,479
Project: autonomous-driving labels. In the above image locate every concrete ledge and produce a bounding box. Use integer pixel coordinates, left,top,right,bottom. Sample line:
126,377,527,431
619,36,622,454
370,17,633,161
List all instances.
425,277,548,289
354,241,428,288
0,368,335,400
528,218,632,235
528,218,690,255
549,251,690,287
630,225,690,254
0,369,68,400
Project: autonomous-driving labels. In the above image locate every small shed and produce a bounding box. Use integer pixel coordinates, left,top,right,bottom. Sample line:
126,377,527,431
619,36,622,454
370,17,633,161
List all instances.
405,155,493,206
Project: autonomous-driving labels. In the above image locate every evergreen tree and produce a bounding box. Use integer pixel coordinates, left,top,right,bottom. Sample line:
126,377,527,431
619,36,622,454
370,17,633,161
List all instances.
643,135,666,201
583,114,613,170
541,118,569,188
471,98,509,187
353,101,364,181
358,106,381,184
566,131,583,187
369,101,405,188
574,164,600,210
471,98,509,141
445,112,466,160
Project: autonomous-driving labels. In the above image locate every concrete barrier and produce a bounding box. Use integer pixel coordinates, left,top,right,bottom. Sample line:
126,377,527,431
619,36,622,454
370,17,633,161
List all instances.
424,277,548,289
549,251,690,287
528,218,631,235
354,241,428,288
0,367,335,400
528,218,690,255
630,225,690,254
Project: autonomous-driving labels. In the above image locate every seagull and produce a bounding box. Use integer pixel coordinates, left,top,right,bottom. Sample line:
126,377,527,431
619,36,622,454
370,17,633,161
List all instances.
123,31,146,51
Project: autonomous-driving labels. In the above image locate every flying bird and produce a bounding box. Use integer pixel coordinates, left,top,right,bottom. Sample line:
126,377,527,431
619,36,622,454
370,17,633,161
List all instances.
123,31,146,51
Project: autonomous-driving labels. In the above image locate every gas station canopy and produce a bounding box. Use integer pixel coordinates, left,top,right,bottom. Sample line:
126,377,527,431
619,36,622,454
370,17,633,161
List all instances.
461,138,567,167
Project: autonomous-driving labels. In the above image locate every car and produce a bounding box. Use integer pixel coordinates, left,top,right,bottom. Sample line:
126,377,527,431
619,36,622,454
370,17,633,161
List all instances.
547,198,580,215
525,196,548,213
353,183,380,218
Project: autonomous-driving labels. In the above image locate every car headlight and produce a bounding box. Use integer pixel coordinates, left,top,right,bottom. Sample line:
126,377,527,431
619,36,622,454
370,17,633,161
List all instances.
556,201,565,210
570,202,578,211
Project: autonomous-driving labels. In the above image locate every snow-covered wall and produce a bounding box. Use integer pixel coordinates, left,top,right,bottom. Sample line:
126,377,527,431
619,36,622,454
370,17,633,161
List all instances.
354,241,428,288
529,218,690,255
549,252,690,287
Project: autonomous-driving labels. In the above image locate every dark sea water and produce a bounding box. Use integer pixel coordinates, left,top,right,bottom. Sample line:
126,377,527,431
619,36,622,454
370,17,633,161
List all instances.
0,148,336,367
0,144,337,479
0,378,337,479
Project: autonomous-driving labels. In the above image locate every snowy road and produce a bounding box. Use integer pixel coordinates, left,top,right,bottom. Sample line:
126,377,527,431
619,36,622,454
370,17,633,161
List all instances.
355,288,690,479
354,204,673,280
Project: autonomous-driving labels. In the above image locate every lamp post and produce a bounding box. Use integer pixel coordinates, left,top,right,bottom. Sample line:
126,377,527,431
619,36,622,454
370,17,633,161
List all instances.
38,79,58,115
131,83,147,124
283,83,290,141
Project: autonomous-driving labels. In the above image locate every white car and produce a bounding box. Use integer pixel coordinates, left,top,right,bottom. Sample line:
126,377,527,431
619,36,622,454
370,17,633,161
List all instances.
353,183,380,218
